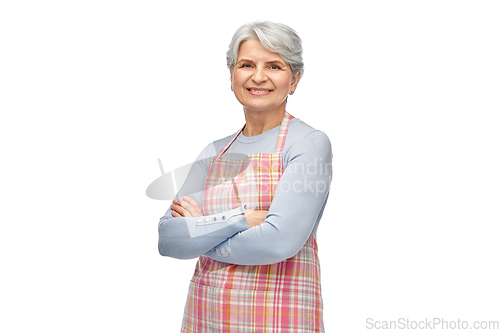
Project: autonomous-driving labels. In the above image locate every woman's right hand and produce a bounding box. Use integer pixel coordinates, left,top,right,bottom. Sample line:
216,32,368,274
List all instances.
244,209,268,228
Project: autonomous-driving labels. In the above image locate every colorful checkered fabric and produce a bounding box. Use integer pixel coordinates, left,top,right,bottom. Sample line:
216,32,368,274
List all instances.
181,112,324,332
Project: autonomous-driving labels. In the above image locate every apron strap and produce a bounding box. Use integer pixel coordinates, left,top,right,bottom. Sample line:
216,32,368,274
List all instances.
216,126,245,158
274,111,292,154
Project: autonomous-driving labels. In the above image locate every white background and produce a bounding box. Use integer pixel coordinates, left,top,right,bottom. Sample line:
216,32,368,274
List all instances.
1,0,499,332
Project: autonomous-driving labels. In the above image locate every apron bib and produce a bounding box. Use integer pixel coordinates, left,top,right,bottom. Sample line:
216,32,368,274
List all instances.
181,112,324,333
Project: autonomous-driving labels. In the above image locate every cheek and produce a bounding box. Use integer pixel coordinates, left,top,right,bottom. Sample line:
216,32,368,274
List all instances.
233,77,244,86
276,76,292,90
232,72,248,87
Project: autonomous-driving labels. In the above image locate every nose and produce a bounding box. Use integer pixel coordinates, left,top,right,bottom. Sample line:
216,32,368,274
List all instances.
252,67,267,84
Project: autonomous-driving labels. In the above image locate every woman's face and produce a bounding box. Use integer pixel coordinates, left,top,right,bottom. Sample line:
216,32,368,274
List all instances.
231,39,299,115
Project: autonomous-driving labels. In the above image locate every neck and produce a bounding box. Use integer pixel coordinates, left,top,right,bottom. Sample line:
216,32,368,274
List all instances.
242,109,286,137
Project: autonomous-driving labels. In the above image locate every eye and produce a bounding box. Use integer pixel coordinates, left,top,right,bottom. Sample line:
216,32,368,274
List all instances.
270,64,282,70
241,63,252,68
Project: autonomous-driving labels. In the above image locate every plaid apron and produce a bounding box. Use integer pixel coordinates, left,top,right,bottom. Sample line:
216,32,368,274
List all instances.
181,112,324,332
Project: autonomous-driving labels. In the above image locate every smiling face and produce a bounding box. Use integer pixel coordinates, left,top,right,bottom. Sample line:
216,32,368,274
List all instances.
231,39,300,115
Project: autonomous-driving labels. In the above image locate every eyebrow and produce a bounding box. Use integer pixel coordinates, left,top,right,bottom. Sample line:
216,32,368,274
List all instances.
237,58,286,65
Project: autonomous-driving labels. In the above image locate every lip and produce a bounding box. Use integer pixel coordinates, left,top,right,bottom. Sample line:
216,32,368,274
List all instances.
246,87,273,96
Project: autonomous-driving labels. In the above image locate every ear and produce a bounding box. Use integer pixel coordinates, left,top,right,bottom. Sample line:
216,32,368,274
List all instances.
290,71,301,91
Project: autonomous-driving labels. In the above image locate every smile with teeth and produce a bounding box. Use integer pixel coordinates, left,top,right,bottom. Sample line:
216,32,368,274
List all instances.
247,88,273,94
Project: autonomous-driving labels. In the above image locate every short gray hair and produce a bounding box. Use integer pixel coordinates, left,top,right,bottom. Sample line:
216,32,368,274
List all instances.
226,21,304,79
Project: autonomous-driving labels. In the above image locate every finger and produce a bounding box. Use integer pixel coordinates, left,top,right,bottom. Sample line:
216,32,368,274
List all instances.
183,196,203,215
174,201,193,217
171,204,185,217
172,210,182,217
179,199,197,217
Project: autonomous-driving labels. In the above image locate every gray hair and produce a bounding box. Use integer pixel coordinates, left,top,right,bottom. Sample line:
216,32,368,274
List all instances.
226,21,304,79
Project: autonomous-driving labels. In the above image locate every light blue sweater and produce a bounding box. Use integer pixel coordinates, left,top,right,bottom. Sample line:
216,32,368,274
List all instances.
158,117,332,265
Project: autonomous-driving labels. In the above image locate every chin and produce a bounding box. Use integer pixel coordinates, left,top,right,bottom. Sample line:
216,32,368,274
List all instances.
244,107,278,113
242,101,284,112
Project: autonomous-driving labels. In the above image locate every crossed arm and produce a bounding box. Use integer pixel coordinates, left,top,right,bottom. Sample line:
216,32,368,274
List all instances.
157,144,269,259
171,196,268,228
162,130,332,265
158,196,269,259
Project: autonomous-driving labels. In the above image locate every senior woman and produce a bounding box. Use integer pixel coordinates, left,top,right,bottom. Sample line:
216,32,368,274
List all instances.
158,21,332,332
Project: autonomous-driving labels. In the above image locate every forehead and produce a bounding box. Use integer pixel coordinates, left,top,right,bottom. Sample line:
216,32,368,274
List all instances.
237,39,285,62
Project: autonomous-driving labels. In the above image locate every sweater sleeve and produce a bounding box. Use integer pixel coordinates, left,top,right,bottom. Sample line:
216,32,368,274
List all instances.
157,142,249,259
203,130,332,265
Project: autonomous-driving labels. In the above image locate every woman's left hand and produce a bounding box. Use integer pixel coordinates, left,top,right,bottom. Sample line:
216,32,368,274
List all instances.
171,196,204,217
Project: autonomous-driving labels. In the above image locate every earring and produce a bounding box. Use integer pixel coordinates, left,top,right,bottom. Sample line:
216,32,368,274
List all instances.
290,91,294,95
